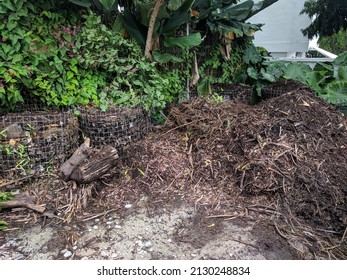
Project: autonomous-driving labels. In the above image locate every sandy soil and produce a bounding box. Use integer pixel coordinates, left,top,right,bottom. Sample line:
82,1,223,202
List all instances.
0,198,299,260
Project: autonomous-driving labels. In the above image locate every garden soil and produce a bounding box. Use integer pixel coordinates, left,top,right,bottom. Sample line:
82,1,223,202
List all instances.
1,82,346,260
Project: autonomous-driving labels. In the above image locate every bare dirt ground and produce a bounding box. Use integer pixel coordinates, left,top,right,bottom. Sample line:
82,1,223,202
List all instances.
0,196,299,260
1,82,346,260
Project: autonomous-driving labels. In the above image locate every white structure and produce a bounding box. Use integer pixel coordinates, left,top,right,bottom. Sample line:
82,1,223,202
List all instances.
308,36,337,59
249,0,312,58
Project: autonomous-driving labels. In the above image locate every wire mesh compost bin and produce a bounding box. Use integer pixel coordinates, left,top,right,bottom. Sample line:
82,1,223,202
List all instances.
336,103,347,115
78,106,152,151
189,84,254,104
211,83,254,104
261,79,314,100
0,110,79,179
331,88,347,115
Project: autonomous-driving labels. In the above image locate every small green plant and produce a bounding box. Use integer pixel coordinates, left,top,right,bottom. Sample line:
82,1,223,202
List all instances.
209,93,223,104
14,143,30,172
0,129,8,140
43,159,54,174
0,220,9,231
0,192,14,231
0,142,31,174
0,192,14,202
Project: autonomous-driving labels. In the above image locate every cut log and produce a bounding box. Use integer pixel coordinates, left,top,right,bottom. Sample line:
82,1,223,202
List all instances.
59,138,91,181
70,145,119,184
0,194,45,213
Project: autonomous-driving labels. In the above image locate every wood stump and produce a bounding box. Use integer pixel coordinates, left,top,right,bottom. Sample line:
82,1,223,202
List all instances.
69,145,119,184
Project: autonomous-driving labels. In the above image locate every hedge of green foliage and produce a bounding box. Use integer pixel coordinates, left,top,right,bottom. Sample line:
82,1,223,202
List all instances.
0,0,183,121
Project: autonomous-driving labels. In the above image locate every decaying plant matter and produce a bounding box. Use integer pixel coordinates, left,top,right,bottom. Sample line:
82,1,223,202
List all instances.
108,89,347,259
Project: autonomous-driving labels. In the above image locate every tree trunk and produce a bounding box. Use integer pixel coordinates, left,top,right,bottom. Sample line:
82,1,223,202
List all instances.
144,0,164,60
70,145,119,184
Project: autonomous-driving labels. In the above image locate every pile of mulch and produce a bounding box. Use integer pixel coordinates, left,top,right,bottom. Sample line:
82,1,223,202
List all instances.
103,89,347,259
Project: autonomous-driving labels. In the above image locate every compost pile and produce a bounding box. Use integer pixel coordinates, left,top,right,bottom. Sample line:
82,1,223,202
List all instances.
107,88,347,259
2,84,346,259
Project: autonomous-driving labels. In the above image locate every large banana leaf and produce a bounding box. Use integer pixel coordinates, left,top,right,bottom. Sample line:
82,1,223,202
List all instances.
122,8,147,47
192,0,215,10
96,0,118,11
246,0,278,20
152,50,184,63
69,0,118,11
68,0,92,8
160,0,195,35
137,2,170,27
164,33,202,49
216,0,254,21
208,20,261,38
192,0,277,39
168,0,187,10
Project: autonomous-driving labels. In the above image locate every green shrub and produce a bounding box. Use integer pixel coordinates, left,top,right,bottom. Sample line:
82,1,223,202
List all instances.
0,0,88,113
0,2,183,122
74,13,184,120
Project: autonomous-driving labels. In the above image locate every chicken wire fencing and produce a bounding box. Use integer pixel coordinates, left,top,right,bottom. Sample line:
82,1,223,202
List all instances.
189,83,254,104
77,106,152,152
261,81,313,100
336,103,347,115
333,88,347,115
0,109,79,179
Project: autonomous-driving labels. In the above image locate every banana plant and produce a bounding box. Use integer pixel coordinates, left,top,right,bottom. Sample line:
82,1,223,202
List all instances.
191,0,278,94
191,0,278,39
122,0,197,51
68,0,119,22
69,0,118,10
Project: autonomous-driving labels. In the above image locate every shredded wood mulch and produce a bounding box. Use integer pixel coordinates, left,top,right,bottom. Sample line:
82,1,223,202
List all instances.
104,90,347,259
1,87,346,259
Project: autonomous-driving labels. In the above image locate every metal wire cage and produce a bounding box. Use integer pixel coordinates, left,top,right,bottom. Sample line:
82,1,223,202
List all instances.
0,110,79,179
77,106,152,152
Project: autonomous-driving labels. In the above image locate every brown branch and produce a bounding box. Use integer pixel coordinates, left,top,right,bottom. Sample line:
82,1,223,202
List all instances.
0,195,45,214
0,175,33,189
